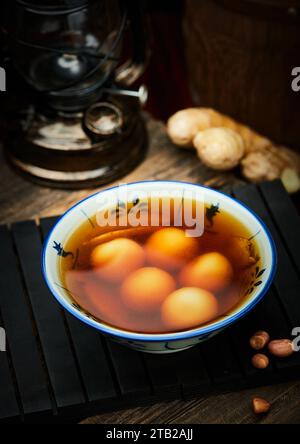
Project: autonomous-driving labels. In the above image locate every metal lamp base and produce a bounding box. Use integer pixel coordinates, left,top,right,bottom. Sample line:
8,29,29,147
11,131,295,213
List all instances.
6,108,147,189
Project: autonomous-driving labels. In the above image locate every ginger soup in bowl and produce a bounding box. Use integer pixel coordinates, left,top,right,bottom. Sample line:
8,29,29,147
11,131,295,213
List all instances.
42,181,277,353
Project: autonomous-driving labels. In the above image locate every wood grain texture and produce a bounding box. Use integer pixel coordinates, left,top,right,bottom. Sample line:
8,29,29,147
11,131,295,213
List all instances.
80,381,300,424
0,114,300,424
184,0,300,149
0,114,241,226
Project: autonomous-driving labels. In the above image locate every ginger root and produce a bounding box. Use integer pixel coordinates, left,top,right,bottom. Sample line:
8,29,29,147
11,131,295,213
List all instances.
167,107,300,193
281,169,300,195
194,127,245,171
209,114,271,154
167,108,221,148
241,145,300,194
167,107,271,153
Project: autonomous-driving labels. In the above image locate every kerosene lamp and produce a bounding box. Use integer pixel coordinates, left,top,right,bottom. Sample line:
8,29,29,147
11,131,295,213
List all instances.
2,0,148,188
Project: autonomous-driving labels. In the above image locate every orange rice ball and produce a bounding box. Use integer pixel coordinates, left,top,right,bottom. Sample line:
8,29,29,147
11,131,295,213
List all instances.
90,238,145,283
180,252,233,292
161,287,218,331
121,267,176,313
146,228,198,270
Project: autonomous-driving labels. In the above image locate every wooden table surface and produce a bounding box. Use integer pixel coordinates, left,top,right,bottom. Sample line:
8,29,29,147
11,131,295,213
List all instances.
1,115,300,424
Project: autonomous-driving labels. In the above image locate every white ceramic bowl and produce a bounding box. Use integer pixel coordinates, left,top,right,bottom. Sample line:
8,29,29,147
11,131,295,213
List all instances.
42,181,277,354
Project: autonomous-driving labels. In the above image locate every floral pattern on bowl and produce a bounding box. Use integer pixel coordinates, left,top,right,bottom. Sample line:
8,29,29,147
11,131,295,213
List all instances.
42,181,277,354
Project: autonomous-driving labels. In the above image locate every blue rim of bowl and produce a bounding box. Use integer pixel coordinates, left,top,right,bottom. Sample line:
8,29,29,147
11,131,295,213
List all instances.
42,180,278,343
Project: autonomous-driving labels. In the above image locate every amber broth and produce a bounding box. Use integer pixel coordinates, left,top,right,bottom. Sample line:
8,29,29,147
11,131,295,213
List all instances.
60,198,261,334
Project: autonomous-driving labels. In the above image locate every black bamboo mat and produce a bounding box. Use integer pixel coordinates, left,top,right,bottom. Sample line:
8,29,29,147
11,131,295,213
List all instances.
0,180,300,424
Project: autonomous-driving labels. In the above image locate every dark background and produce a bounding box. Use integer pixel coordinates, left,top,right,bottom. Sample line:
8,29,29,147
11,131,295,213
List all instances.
1,0,299,154
0,0,189,122
142,0,192,121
